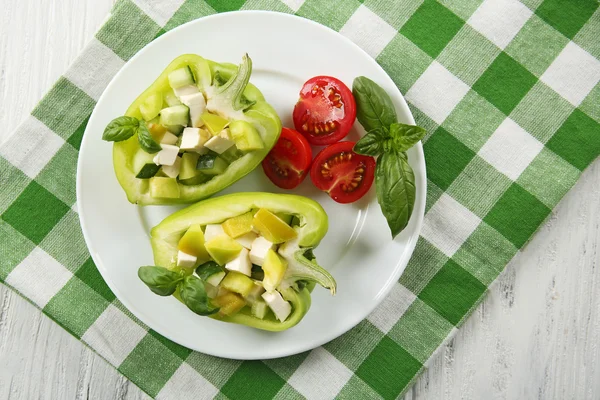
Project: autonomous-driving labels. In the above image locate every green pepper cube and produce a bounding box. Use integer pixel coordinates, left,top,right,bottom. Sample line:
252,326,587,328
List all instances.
178,224,211,264
201,112,229,135
252,208,297,244
149,177,180,198
140,93,163,121
220,271,256,297
213,291,246,316
262,249,287,292
205,235,243,265
222,211,254,238
229,120,264,151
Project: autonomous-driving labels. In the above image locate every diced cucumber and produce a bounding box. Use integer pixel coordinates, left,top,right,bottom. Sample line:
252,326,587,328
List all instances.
201,112,229,135
168,66,195,89
229,120,264,151
149,177,180,198
276,213,293,225
135,163,160,179
179,174,210,186
251,300,269,319
133,150,155,174
206,271,226,287
251,264,264,281
196,153,228,175
166,125,184,136
139,93,163,121
219,147,243,164
164,90,182,106
220,272,255,297
160,105,189,126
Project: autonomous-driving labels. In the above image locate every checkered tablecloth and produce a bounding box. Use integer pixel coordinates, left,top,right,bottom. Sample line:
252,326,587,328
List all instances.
1,0,599,398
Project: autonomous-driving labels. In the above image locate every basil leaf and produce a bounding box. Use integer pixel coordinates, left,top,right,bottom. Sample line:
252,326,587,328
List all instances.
196,261,223,281
376,151,416,238
179,275,219,316
102,116,139,142
354,127,389,156
352,76,397,132
138,266,183,296
389,123,426,152
137,121,162,153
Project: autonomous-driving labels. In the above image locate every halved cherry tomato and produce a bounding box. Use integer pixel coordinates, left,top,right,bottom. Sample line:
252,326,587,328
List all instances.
310,141,375,203
293,76,356,146
262,127,313,189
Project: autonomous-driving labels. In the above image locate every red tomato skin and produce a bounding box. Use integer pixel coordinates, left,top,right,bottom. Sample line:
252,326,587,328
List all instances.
310,141,375,203
262,127,313,189
293,76,356,146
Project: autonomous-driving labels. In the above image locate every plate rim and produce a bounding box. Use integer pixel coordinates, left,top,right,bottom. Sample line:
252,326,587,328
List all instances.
77,10,427,360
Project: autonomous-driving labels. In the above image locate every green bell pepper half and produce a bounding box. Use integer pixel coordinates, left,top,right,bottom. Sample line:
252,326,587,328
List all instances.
113,54,282,205
150,192,335,331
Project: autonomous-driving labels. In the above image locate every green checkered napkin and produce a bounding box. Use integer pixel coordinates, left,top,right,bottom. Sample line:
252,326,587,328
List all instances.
1,0,599,398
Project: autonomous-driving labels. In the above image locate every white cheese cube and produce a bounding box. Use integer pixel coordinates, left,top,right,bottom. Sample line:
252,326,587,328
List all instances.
236,231,258,249
161,156,181,178
249,236,274,266
177,251,197,268
180,92,206,128
152,144,179,166
204,129,234,154
225,248,251,276
204,224,226,242
262,291,291,322
180,127,210,152
174,84,199,98
160,131,179,145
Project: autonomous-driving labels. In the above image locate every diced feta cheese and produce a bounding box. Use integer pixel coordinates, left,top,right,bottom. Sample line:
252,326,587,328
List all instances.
204,129,234,154
180,92,206,128
249,236,274,266
160,131,179,145
225,248,251,276
180,127,210,152
161,156,181,178
262,290,291,322
153,144,179,166
174,84,199,98
204,224,226,242
206,271,226,287
177,250,197,268
236,231,258,249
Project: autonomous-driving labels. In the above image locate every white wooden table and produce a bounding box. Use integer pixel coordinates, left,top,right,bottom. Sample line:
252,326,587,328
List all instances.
1,1,599,398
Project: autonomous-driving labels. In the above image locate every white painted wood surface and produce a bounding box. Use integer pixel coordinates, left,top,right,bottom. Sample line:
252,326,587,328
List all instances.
1,1,599,399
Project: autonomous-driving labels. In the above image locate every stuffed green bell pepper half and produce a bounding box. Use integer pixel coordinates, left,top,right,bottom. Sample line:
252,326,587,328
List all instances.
137,192,336,331
101,54,282,205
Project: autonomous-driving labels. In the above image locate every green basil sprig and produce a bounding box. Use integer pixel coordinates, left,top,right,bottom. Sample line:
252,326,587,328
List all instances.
179,275,219,316
102,116,162,154
138,266,184,296
138,266,219,316
352,76,426,238
137,121,162,153
102,116,139,142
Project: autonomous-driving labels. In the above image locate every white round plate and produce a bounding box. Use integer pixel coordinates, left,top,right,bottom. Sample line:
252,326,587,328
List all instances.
77,11,426,360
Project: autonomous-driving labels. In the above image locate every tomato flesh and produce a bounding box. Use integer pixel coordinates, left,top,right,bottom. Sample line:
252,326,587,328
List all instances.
310,141,375,203
293,76,356,146
262,127,313,189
